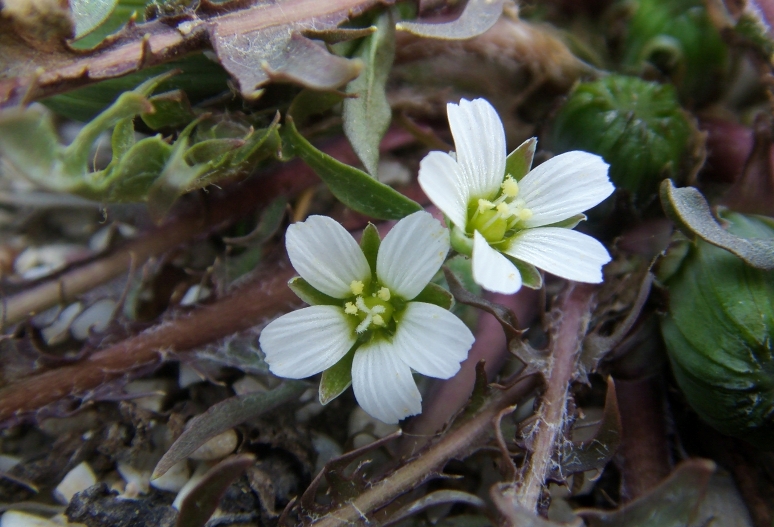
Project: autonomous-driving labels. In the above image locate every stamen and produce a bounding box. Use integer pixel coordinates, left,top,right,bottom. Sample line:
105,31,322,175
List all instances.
501,176,519,197
344,302,358,315
377,287,391,301
518,208,533,221
496,202,511,219
350,280,364,295
477,199,495,214
372,314,385,326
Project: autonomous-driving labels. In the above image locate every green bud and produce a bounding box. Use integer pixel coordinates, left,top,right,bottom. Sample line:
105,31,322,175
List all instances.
660,212,774,449
552,75,696,204
619,0,729,105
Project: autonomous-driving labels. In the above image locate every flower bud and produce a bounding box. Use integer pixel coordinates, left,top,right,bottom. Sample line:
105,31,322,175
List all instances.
619,0,729,105
660,211,774,449
552,75,696,205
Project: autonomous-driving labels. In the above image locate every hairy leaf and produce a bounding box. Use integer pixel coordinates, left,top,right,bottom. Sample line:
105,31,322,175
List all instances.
282,117,422,219
70,0,119,40
396,0,504,40
343,9,395,176
660,179,774,270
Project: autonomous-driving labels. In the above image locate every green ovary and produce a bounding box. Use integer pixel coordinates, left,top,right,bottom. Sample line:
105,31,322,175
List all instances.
469,209,507,243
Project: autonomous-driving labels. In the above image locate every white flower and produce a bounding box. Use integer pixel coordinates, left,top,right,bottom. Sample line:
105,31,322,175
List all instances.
418,98,615,294
259,211,475,424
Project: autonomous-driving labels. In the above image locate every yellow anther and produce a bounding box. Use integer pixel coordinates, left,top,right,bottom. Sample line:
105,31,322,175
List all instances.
372,314,385,326
377,287,391,301
350,280,364,295
501,176,519,197
518,208,533,221
477,199,495,213
496,202,511,219
344,302,358,315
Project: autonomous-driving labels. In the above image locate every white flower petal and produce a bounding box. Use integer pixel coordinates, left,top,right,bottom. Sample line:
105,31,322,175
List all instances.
503,227,611,283
392,302,474,379
518,151,614,228
286,215,371,298
351,340,422,424
377,211,449,300
417,151,469,229
259,305,355,379
448,99,506,200
472,231,522,294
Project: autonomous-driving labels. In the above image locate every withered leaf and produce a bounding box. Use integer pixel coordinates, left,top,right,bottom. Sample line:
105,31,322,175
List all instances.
396,0,504,40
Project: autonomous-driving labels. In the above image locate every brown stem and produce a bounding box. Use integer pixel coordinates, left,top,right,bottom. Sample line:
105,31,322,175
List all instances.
516,283,596,512
616,377,671,501
0,0,384,107
309,375,540,527
0,261,298,424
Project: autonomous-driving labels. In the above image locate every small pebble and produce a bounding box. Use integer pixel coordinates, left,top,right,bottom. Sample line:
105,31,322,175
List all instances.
40,303,83,346
188,429,238,461
172,463,209,510
150,460,190,493
54,461,97,505
0,511,60,527
116,463,150,498
177,363,204,389
179,285,211,306
70,299,116,340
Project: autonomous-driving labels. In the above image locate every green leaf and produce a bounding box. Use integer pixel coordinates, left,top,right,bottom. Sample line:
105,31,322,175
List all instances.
320,348,356,405
153,381,307,479
287,277,341,306
141,89,196,130
70,0,119,40
146,136,209,221
659,180,774,270
396,0,504,40
288,89,347,129
413,282,453,310
360,223,381,275
282,117,422,220
343,9,396,176
504,137,536,181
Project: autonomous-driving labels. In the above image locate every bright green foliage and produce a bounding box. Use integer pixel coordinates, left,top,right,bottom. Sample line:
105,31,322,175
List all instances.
660,211,774,449
552,75,695,204
619,0,729,105
281,117,422,220
0,73,279,217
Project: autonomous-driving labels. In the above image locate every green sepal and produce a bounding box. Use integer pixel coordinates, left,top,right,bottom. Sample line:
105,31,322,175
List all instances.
450,224,473,256
281,117,422,220
413,282,454,310
288,277,341,306
319,347,357,405
360,223,381,275
504,137,536,181
508,258,543,289
544,214,586,230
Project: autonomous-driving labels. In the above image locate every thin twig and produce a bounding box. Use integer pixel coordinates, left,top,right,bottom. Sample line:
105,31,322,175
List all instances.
516,283,596,512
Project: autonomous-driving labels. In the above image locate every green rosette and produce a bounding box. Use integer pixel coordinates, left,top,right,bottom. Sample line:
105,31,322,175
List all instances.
620,0,729,105
660,212,774,449
552,75,695,205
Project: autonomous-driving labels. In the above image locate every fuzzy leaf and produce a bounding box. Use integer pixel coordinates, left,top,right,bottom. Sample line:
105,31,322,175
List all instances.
70,0,119,40
343,9,395,176
396,0,504,40
282,117,422,219
660,180,774,270
153,381,307,479
141,89,196,130
319,348,356,404
505,137,536,181
175,454,255,527
288,89,347,128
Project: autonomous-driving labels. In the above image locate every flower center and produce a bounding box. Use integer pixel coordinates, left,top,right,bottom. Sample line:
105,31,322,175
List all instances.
467,175,533,243
344,282,395,334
